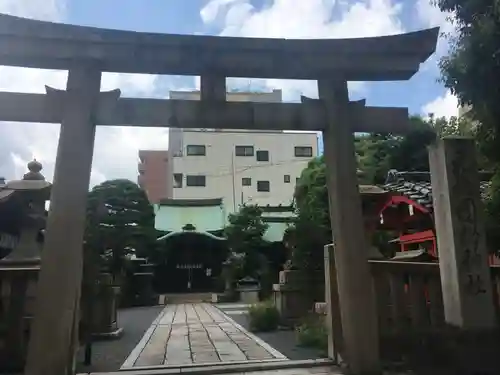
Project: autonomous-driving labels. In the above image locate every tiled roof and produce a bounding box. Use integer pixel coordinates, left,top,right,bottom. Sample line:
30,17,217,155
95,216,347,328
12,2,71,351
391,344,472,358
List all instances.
382,169,492,212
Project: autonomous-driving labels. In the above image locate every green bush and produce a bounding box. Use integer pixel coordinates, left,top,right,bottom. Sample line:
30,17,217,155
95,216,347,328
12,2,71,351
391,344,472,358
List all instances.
296,314,328,355
248,301,280,332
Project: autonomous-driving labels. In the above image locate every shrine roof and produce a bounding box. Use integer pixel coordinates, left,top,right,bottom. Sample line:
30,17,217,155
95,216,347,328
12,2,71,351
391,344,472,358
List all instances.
157,231,226,242
0,14,438,80
382,169,492,211
360,185,387,195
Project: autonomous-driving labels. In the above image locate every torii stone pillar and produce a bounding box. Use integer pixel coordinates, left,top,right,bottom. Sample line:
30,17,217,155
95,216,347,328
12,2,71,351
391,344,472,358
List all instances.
318,80,380,374
25,67,102,375
428,137,496,329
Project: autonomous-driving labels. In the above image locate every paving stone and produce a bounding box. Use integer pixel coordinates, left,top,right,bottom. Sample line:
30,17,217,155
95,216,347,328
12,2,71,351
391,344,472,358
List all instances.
134,325,170,366
127,302,286,368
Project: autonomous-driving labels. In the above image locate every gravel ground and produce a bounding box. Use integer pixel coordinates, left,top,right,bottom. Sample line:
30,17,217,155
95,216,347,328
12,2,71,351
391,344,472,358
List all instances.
230,314,324,361
75,305,164,373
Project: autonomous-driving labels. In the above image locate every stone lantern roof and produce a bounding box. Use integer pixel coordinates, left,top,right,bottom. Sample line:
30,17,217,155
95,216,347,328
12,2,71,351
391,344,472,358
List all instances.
0,159,52,203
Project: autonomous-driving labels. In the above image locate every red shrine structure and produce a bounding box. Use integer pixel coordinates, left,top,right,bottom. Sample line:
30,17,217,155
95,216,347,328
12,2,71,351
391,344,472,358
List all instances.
375,169,497,263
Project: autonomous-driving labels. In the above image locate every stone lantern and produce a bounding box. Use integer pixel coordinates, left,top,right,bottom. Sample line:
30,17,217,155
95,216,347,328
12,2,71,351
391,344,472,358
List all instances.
0,159,51,265
0,160,51,372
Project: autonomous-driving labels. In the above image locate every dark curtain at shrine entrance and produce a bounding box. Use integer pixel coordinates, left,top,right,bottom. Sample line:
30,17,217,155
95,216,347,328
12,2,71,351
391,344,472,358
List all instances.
153,231,228,294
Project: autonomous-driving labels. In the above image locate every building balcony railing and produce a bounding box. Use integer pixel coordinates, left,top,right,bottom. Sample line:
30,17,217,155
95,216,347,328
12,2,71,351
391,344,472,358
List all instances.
138,163,145,173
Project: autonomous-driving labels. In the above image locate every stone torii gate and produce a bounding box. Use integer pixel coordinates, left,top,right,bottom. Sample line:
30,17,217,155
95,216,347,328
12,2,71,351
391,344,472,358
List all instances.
0,14,438,375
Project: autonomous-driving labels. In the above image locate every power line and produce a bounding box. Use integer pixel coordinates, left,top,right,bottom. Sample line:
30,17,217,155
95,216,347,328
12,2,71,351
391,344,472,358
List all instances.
174,157,312,178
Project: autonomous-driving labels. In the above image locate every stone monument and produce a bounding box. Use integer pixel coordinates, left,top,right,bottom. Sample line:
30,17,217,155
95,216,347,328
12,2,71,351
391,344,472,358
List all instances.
429,137,496,329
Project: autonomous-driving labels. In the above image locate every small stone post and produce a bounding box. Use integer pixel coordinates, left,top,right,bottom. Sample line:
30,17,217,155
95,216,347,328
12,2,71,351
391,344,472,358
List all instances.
428,137,496,329
324,244,344,364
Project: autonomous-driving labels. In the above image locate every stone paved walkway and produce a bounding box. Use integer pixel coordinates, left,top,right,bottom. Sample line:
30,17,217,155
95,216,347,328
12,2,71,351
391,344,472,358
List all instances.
121,303,287,369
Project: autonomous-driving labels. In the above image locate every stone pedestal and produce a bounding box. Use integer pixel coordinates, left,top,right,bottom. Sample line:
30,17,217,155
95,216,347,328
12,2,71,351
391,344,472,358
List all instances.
239,288,260,304
429,137,496,329
91,273,123,340
273,270,322,325
0,265,39,372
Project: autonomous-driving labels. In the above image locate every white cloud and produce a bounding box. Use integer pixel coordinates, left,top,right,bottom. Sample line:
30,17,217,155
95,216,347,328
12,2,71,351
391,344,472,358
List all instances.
414,0,456,71
200,0,241,25
421,90,459,119
0,0,454,188
0,0,172,187
0,0,64,21
200,0,405,100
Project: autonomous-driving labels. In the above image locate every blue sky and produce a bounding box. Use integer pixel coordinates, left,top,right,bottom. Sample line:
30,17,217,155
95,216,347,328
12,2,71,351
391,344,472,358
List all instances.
64,0,455,114
0,0,457,185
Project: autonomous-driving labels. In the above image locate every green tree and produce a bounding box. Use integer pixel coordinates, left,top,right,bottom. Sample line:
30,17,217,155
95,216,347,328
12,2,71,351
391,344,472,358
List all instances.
353,116,436,182
436,0,500,163
291,115,477,273
224,204,269,277
292,157,331,282
435,0,500,254
294,156,330,236
355,133,397,184
430,114,476,137
354,115,485,184
85,179,156,281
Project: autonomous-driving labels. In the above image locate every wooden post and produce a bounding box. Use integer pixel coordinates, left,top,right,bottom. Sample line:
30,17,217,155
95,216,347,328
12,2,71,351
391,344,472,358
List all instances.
25,67,102,375
429,137,496,329
319,79,380,374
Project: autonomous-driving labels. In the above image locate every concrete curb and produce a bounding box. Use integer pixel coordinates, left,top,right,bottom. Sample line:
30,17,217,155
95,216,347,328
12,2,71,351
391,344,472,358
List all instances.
81,358,337,374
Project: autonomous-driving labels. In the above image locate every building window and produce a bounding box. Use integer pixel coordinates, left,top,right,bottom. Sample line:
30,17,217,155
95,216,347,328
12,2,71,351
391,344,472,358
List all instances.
294,146,313,157
186,145,206,156
284,175,291,183
257,180,270,192
296,177,300,184
256,150,269,162
173,173,183,188
235,145,254,157
186,175,206,187
242,177,252,186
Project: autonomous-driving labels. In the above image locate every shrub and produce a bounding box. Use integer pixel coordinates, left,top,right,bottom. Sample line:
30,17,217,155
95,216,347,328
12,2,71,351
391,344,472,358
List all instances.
248,301,280,332
296,314,328,355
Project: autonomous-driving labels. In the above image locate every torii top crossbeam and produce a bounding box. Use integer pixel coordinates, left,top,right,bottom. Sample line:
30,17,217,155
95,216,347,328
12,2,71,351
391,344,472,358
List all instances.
0,14,438,80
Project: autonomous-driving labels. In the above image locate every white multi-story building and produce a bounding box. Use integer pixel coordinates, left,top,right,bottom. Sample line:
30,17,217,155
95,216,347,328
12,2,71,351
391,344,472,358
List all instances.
167,90,318,212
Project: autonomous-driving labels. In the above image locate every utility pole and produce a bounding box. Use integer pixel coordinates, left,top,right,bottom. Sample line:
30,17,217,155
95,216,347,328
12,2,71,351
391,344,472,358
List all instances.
231,152,237,212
